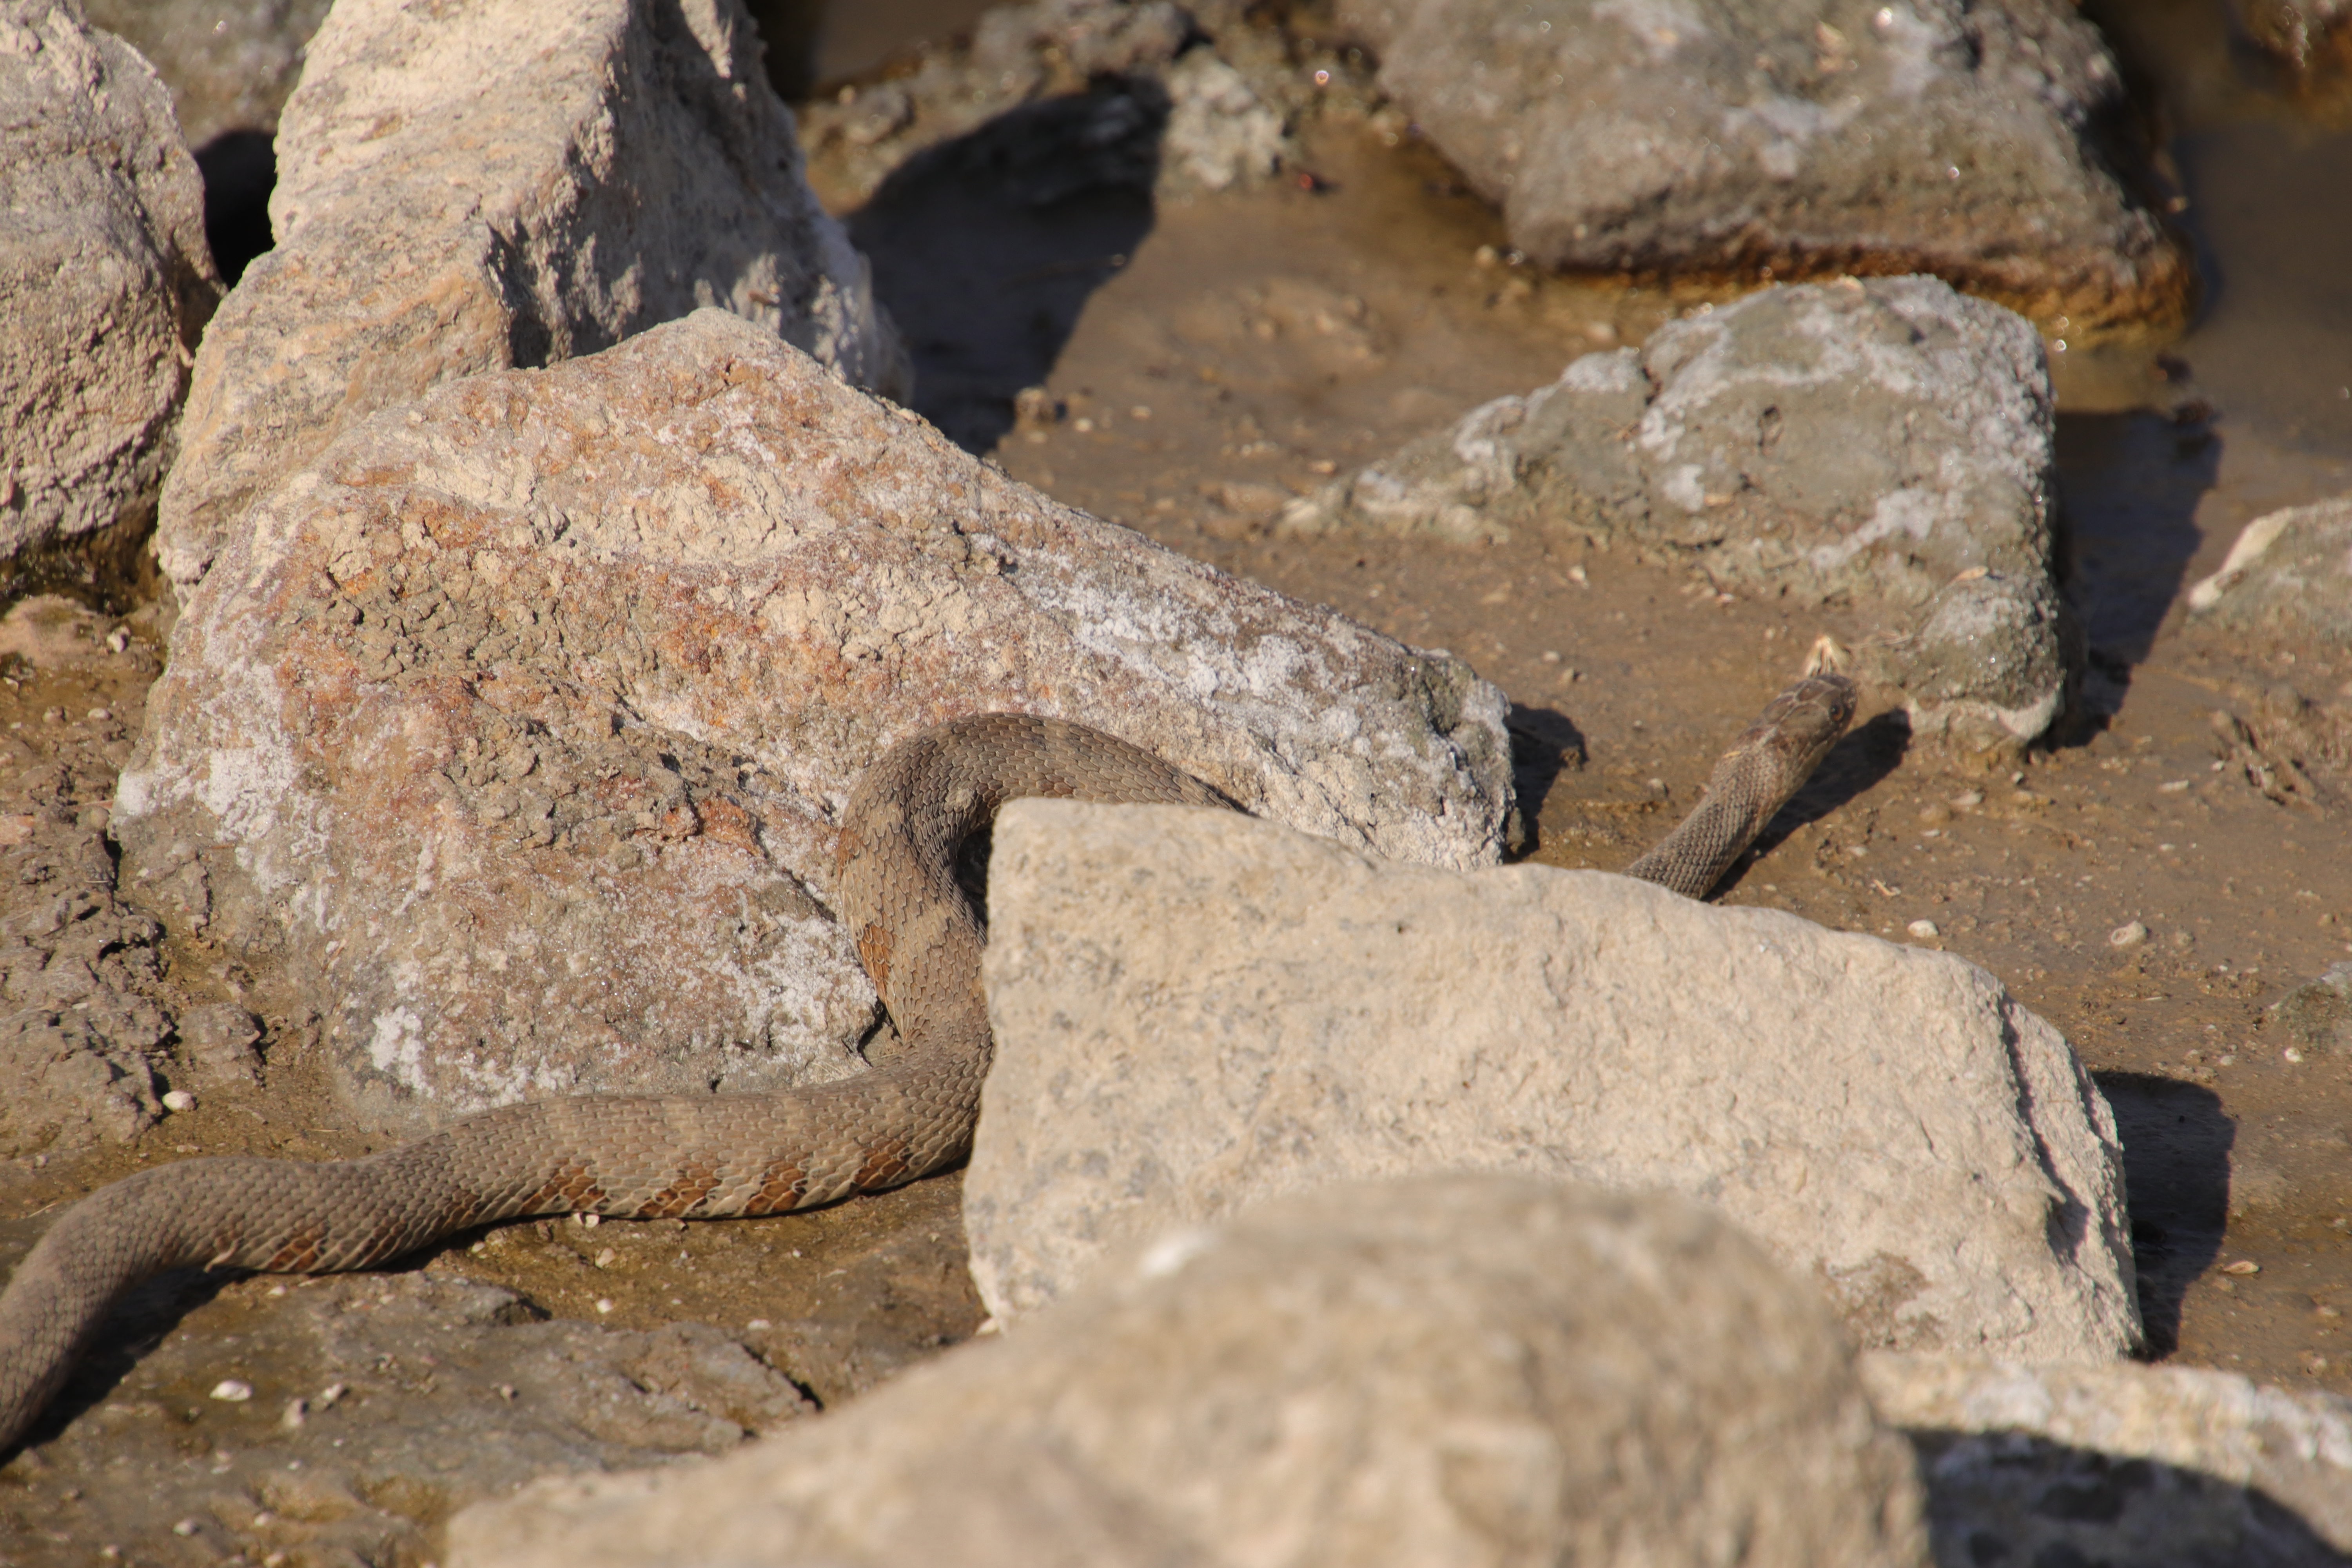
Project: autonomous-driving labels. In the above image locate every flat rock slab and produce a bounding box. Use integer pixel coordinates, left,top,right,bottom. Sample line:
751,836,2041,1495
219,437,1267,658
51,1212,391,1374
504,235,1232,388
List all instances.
0,1266,811,1563
154,0,907,590
449,1175,1929,1568
969,799,2141,1365
2188,495,2352,645
1335,0,2190,329
1281,276,2073,744
0,0,218,563
1864,1352,2352,1560
114,309,1511,1131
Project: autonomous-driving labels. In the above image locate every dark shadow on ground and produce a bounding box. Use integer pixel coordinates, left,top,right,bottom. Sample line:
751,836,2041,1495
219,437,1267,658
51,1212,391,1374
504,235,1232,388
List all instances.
2097,1070,2235,1357
2055,410,2222,723
847,78,1168,452
4,1254,232,1457
1504,704,1589,859
194,130,277,288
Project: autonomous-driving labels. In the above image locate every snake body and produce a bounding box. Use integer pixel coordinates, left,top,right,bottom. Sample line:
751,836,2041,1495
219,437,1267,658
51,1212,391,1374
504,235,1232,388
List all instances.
0,684,1851,1450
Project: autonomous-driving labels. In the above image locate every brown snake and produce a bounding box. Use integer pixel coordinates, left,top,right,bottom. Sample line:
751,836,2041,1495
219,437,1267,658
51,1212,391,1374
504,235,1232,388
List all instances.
0,682,1853,1449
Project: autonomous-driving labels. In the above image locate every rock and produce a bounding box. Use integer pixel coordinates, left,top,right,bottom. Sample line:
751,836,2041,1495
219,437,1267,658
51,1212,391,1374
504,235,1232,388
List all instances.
797,0,1290,209
2272,962,2352,1057
82,0,332,147
446,1176,1930,1568
1280,277,2075,745
176,999,263,1085
2187,496,2352,645
1334,0,2190,329
2230,0,2352,78
114,309,1512,1132
154,0,909,591
0,0,219,566
1862,1352,2352,1559
0,1268,813,1563
968,799,2141,1364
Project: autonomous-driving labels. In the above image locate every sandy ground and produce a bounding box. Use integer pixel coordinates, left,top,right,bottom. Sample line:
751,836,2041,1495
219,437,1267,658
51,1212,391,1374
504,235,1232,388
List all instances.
2,1,2350,1558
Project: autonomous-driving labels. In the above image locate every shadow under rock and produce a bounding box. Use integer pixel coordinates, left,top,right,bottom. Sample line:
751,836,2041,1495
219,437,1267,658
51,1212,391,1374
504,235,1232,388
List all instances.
2096,1070,2234,1358
846,76,1169,452
1503,703,1589,860
2055,409,2222,721
194,129,277,289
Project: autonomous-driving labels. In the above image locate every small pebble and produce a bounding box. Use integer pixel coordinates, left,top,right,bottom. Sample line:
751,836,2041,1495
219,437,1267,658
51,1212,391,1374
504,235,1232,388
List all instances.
162,1089,196,1112
2285,1046,2306,1064
173,1519,201,1537
2219,1053,2237,1067
594,1247,616,1268
86,708,110,722
318,1381,347,1407
496,1383,517,1400
2107,921,2149,949
1907,919,1939,939
595,1298,615,1314
2221,1259,2261,1276
211,1379,253,1402
746,1318,771,1330
580,1212,601,1228
1951,789,1984,808
105,628,131,653
281,1399,306,1430
2158,779,2191,793
1566,564,1588,585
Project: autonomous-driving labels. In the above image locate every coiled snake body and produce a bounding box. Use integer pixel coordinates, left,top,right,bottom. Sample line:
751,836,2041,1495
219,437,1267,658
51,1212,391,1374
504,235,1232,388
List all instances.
0,682,1853,1449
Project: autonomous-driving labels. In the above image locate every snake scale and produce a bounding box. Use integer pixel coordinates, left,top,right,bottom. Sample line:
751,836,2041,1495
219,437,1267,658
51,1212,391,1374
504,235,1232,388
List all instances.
0,679,1853,1450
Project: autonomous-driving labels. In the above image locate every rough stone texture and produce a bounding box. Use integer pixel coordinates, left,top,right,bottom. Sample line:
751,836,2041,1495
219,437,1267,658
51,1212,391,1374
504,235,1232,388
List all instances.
1280,277,2074,744
114,309,1512,1132
0,0,220,565
154,0,908,592
448,1176,1930,1568
82,0,331,147
2232,0,2352,77
1864,1352,2352,1560
1334,0,2190,329
2187,495,2352,645
0,597,172,1157
2273,962,2352,1058
797,0,1290,209
0,1267,812,1564
969,799,2141,1365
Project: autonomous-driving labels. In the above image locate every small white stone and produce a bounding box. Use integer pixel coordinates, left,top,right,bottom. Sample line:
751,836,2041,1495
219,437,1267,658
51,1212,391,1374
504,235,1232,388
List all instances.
210,1378,253,1402
1906,919,1939,939
281,1399,306,1430
317,1381,347,1407
172,1519,201,1537
595,1298,615,1314
161,1089,196,1112
746,1318,770,1330
2285,1046,2306,1064
2108,921,2150,949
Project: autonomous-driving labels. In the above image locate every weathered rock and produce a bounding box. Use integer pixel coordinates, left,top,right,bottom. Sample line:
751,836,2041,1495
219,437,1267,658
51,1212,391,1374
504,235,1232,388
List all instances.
1863,1352,2352,1559
176,999,264,1086
1281,277,2075,744
82,0,331,147
114,309,1512,1132
797,0,1289,209
1335,0,2190,328
2230,0,2352,78
2187,495,2352,644
0,0,219,566
0,1267,813,1563
2272,962,2352,1058
448,1176,1930,1568
969,799,2141,1365
0,595,173,1156
154,0,908,590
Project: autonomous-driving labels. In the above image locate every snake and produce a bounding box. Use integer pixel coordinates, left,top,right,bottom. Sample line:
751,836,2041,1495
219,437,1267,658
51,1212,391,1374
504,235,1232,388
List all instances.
0,677,1854,1450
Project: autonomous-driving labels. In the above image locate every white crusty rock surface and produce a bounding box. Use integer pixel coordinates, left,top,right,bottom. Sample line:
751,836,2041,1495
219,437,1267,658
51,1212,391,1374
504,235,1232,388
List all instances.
969,799,2141,1365
2187,495,2352,644
154,0,907,590
1334,0,2190,329
0,0,219,564
448,1176,1929,1568
114,309,1511,1131
1864,1352,2352,1559
1281,277,2074,744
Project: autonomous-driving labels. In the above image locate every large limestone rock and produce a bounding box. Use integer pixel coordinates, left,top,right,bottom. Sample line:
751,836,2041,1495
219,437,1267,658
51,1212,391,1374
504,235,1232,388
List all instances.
1335,0,2190,329
154,0,908,590
0,0,219,565
82,0,332,147
1864,1353,2352,1560
114,309,1512,1131
1281,277,2075,745
969,799,2141,1365
447,1176,1930,1568
2186,495,2352,645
